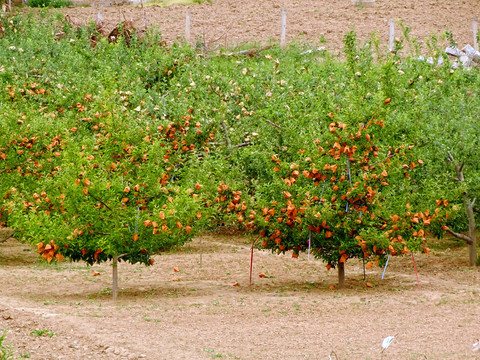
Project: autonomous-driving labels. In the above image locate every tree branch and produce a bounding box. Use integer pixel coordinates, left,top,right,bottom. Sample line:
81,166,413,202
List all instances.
447,150,455,163
447,150,465,182
161,90,172,99
445,228,473,245
233,142,253,148
223,45,272,57
368,152,396,167
0,229,15,243
207,141,252,149
87,193,112,211
266,119,281,129
219,120,231,148
208,84,221,97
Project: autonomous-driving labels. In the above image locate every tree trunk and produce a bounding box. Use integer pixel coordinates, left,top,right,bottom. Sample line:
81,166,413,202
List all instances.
112,253,118,302
465,200,478,266
338,262,345,288
448,152,478,266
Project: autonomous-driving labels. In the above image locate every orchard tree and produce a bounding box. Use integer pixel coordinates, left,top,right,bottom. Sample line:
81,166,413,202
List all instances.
375,54,480,266
0,14,220,300
4,101,212,300
231,114,452,287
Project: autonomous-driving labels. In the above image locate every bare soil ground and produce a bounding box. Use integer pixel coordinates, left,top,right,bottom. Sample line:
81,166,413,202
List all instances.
55,0,480,53
1,233,479,360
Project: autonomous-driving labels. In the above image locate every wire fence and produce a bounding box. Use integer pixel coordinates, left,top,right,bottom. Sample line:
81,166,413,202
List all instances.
3,1,480,54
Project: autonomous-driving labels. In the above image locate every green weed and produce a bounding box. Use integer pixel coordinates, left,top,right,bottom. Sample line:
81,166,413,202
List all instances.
0,330,14,360
30,329,56,338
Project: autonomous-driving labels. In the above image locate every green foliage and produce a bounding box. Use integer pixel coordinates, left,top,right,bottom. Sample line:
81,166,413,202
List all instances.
443,30,457,48
27,0,72,8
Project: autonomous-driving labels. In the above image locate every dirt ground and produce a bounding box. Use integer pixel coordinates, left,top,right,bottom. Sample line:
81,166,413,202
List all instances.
54,0,480,54
1,232,479,360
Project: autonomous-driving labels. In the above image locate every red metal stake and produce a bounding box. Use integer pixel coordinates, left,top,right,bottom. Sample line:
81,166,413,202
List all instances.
250,236,260,286
412,253,420,288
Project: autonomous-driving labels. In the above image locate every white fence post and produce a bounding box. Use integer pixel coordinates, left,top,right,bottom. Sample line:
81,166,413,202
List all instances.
143,8,148,30
388,19,394,51
186,10,191,43
280,9,287,47
473,18,478,51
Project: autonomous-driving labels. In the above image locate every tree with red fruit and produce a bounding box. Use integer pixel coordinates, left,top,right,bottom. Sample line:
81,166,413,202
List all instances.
247,115,451,287
5,104,211,300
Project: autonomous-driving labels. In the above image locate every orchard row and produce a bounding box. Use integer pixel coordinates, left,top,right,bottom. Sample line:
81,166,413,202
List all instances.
0,13,478,293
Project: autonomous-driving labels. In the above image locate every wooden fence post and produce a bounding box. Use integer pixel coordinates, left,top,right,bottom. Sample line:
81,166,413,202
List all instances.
280,9,287,47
